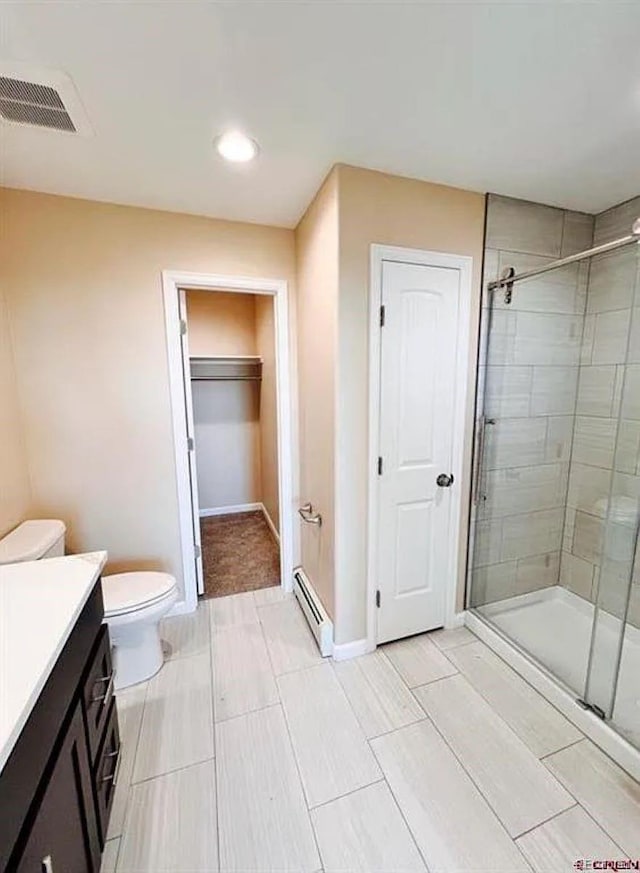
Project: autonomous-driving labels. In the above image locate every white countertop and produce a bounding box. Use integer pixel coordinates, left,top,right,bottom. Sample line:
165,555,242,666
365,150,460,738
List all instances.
0,551,107,772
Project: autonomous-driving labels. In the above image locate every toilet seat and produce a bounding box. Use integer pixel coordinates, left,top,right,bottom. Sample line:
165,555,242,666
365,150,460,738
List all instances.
102,571,177,617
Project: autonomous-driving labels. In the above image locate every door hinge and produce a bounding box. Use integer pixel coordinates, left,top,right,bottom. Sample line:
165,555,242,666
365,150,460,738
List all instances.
377,456,383,476
180,319,188,336
375,590,381,608
194,544,201,559
187,437,194,451
379,305,385,327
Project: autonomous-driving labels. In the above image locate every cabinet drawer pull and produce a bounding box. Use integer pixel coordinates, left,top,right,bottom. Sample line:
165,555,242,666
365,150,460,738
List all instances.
92,673,114,709
41,856,54,873
101,744,122,788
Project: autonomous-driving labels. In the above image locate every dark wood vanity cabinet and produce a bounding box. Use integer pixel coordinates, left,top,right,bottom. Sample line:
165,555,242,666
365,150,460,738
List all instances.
0,581,120,873
14,702,101,873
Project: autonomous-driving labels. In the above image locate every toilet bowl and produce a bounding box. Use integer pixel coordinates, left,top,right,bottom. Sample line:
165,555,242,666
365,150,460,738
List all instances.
102,572,178,689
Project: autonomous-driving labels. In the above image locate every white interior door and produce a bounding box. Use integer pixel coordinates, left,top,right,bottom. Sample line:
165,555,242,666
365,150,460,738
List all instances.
376,259,461,643
178,289,204,595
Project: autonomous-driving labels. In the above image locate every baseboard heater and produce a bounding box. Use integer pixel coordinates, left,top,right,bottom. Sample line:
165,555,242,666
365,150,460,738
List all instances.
293,567,333,657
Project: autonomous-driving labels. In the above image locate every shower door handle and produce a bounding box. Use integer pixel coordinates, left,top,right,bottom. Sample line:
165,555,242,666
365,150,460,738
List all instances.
473,416,495,504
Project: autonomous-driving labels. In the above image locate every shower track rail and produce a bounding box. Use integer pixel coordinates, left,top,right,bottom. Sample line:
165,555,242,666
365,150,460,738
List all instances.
488,217,640,293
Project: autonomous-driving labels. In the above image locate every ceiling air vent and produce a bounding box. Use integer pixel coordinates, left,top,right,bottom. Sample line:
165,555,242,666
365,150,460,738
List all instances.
0,64,92,135
0,77,76,131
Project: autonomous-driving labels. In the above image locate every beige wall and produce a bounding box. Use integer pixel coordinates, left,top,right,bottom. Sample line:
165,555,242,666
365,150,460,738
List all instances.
2,169,483,639
0,285,31,536
255,296,280,532
186,289,257,357
295,169,339,618
0,188,296,588
335,165,486,642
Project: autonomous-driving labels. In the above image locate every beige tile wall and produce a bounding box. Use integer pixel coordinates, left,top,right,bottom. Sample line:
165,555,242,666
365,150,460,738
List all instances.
560,195,640,629
472,195,593,606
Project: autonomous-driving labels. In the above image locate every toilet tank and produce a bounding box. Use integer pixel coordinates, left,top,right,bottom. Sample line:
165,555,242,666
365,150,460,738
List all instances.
0,520,66,565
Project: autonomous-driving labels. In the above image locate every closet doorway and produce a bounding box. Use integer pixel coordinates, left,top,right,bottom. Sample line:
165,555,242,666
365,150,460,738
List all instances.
163,272,294,613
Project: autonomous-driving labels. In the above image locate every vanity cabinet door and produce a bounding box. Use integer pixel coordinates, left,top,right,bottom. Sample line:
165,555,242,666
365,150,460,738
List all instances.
15,701,101,873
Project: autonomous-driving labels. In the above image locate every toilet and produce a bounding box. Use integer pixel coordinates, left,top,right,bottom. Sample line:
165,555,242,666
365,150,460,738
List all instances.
0,518,178,690
102,571,178,689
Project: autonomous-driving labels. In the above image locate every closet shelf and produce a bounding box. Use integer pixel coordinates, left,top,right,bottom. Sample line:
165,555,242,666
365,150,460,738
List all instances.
189,356,262,382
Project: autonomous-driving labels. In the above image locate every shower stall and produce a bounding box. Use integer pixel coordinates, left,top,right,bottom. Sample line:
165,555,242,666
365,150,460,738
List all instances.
467,194,640,759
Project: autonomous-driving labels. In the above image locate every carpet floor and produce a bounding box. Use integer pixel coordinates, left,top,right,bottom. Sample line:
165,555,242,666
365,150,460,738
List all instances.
200,510,281,599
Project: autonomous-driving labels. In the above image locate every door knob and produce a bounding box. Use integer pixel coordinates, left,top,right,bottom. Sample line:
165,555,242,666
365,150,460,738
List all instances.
436,473,454,487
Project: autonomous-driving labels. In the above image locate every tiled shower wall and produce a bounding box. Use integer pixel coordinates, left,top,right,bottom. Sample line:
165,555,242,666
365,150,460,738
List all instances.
473,194,593,606
560,195,640,629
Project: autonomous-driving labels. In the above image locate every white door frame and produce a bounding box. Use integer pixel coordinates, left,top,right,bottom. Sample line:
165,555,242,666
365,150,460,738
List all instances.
366,245,473,649
162,270,294,615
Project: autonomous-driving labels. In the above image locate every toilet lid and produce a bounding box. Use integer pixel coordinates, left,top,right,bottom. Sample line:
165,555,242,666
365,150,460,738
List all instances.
102,572,177,616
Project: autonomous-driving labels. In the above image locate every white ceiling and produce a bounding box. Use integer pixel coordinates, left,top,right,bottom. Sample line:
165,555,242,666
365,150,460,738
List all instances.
1,1,639,227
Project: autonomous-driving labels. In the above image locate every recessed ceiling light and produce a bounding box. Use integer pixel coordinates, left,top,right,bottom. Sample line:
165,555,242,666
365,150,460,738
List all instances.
214,130,259,163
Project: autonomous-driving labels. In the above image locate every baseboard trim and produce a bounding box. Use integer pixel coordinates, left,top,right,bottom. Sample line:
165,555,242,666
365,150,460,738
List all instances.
261,504,280,545
445,611,466,629
167,598,194,617
332,638,373,662
199,503,262,518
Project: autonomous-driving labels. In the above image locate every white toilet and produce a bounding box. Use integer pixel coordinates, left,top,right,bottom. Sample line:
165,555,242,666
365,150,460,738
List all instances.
0,518,179,690
102,571,178,689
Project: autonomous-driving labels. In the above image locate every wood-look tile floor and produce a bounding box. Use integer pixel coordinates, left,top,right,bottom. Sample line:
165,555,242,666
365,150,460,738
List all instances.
104,595,640,873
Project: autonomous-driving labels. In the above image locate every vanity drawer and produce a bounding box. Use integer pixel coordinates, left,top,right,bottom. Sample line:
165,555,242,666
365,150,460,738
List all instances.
82,624,114,765
94,699,120,844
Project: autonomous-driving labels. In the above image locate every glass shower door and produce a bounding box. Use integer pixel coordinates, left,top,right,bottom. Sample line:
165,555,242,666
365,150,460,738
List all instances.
469,260,587,697
611,553,640,749
583,486,639,721
582,244,640,749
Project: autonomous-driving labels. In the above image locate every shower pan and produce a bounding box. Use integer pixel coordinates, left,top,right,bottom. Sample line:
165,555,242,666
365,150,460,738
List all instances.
467,197,640,769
